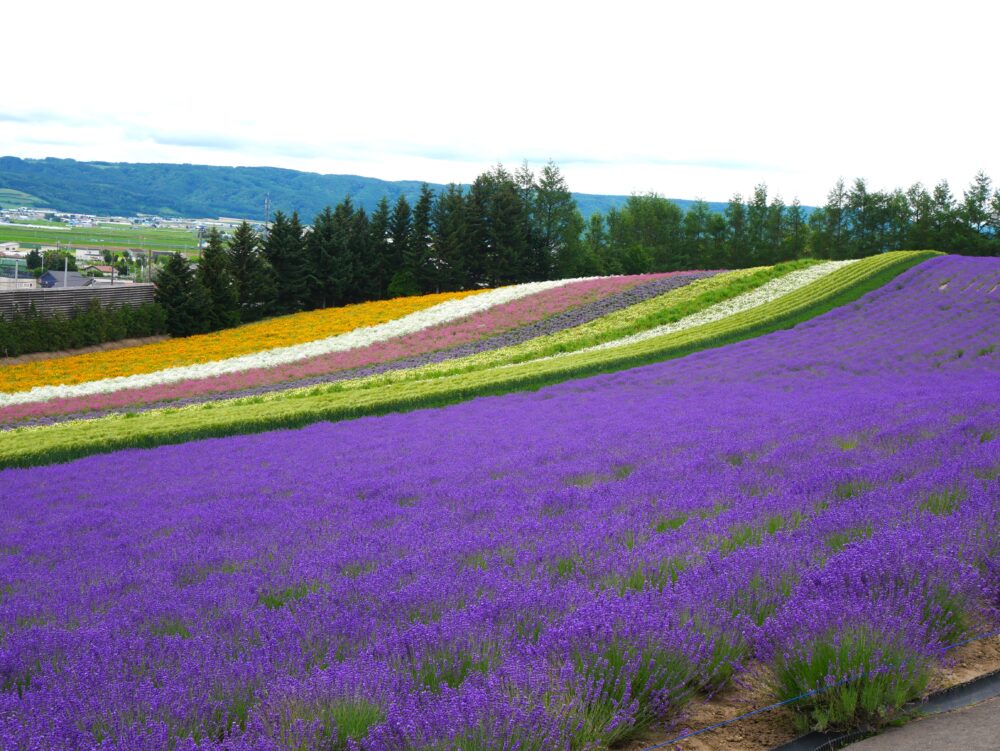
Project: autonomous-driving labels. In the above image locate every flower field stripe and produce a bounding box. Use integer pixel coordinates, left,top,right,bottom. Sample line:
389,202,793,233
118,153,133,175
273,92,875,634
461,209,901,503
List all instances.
0,278,591,408
0,252,937,469
0,289,485,392
269,262,804,394
580,260,856,354
0,252,994,749
0,273,690,427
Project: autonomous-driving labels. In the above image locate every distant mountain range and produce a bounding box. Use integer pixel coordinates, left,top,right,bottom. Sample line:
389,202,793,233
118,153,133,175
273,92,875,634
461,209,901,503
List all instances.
0,156,737,220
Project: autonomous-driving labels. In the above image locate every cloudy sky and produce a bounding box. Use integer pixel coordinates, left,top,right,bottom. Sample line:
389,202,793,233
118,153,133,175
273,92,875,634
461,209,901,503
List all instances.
2,0,996,205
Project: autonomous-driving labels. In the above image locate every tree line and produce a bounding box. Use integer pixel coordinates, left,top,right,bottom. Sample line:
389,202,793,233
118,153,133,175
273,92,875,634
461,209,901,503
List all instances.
0,299,166,358
155,163,1000,337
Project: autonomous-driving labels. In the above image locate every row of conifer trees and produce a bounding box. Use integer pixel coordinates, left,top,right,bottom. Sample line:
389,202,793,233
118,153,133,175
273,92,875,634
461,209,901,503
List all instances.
154,163,1000,336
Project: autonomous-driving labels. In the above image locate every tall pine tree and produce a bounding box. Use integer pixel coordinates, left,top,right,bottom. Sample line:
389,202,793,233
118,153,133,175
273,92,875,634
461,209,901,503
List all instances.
264,211,309,314
227,221,275,321
387,195,416,297
367,197,393,299
534,161,584,279
197,228,240,329
154,252,210,337
431,184,469,291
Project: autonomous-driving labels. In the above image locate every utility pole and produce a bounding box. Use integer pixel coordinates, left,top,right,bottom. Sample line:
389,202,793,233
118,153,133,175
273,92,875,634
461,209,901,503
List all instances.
262,193,271,241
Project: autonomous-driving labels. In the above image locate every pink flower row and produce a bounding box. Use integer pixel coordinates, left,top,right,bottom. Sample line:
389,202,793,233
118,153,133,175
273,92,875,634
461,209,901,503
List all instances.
1,274,673,424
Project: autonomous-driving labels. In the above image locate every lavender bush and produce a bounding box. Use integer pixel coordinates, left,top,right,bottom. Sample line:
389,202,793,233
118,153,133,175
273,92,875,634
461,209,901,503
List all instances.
0,255,997,749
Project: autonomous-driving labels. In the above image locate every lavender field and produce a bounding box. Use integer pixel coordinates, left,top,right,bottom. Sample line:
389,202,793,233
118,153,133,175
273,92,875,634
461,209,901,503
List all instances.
1,255,998,750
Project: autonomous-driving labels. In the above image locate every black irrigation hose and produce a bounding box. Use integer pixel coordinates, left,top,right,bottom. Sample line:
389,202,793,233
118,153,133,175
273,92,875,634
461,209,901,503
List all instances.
637,628,1000,751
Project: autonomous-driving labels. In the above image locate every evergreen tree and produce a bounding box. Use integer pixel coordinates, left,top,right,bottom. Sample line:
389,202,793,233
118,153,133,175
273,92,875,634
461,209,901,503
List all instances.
387,195,416,297
409,183,435,292
682,200,714,269
197,228,240,329
307,207,337,308
764,194,786,263
846,178,883,258
883,189,911,253
604,204,653,274
905,183,934,249
25,249,42,270
154,252,210,337
346,206,370,304
613,193,684,271
430,184,469,291
960,171,994,255
264,211,309,314
706,211,729,269
809,179,848,259
745,184,770,264
477,166,531,285
724,194,749,267
367,197,393,299
534,161,584,279
227,221,275,321
988,189,1000,256
580,212,608,275
783,199,808,259
329,197,359,305
929,180,962,251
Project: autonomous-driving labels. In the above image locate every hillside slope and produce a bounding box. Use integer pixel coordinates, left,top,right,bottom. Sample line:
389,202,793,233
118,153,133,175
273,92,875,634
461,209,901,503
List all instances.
0,252,935,467
0,155,732,219
0,252,995,750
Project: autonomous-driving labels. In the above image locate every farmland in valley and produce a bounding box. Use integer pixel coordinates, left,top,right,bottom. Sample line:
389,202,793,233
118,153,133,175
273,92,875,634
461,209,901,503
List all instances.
0,252,997,750
0,221,201,254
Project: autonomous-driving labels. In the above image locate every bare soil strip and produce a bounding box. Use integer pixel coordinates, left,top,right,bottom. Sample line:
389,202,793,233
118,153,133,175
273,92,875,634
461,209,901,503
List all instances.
625,635,1000,751
0,335,170,366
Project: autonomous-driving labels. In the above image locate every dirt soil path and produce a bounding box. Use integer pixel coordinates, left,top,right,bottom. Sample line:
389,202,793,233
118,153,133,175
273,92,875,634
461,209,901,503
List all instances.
624,634,1000,751
0,335,169,366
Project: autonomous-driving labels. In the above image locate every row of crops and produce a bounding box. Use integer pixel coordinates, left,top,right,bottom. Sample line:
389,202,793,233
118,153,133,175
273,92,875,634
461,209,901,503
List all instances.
0,251,934,467
0,253,996,750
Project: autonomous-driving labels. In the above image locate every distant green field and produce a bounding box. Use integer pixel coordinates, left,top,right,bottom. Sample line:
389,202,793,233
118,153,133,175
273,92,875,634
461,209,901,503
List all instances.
0,222,200,253
6,218,66,227
0,188,45,209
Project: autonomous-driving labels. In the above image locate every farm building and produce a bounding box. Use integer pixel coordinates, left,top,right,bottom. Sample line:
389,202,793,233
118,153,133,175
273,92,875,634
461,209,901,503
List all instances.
80,264,116,275
39,270,93,289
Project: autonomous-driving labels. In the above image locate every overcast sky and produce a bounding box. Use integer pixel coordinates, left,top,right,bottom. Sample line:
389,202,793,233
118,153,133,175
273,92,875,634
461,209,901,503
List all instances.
2,0,997,205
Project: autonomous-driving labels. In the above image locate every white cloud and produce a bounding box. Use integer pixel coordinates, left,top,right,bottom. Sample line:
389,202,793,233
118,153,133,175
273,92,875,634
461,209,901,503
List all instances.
2,0,998,204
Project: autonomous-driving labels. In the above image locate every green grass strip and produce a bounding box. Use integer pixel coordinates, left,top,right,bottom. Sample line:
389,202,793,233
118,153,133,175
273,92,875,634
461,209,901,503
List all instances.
0,252,938,469
232,261,811,401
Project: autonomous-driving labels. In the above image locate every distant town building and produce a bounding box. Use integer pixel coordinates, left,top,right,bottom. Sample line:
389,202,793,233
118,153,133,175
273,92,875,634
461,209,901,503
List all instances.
0,242,20,254
81,264,116,275
39,270,92,288
75,249,104,262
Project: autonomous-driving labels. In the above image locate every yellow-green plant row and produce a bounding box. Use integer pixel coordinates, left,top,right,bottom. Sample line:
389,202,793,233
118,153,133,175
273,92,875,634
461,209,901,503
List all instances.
257,261,808,396
0,252,937,468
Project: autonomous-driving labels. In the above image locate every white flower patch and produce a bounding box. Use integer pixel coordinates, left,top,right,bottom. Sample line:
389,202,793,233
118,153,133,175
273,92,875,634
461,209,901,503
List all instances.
534,260,858,363
0,277,596,407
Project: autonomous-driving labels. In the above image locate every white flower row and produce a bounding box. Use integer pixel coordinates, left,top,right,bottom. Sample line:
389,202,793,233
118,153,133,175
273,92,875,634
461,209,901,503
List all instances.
0,277,594,407
537,260,857,362
581,260,856,353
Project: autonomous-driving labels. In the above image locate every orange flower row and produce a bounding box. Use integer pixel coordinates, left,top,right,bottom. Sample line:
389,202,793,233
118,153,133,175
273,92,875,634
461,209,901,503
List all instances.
1,290,483,393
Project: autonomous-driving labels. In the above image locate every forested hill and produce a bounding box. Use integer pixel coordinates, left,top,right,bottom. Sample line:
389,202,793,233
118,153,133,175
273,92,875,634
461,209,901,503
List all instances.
0,156,730,219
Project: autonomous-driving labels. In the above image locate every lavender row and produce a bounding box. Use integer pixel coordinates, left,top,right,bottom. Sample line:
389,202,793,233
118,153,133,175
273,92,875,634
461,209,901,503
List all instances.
0,255,997,749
